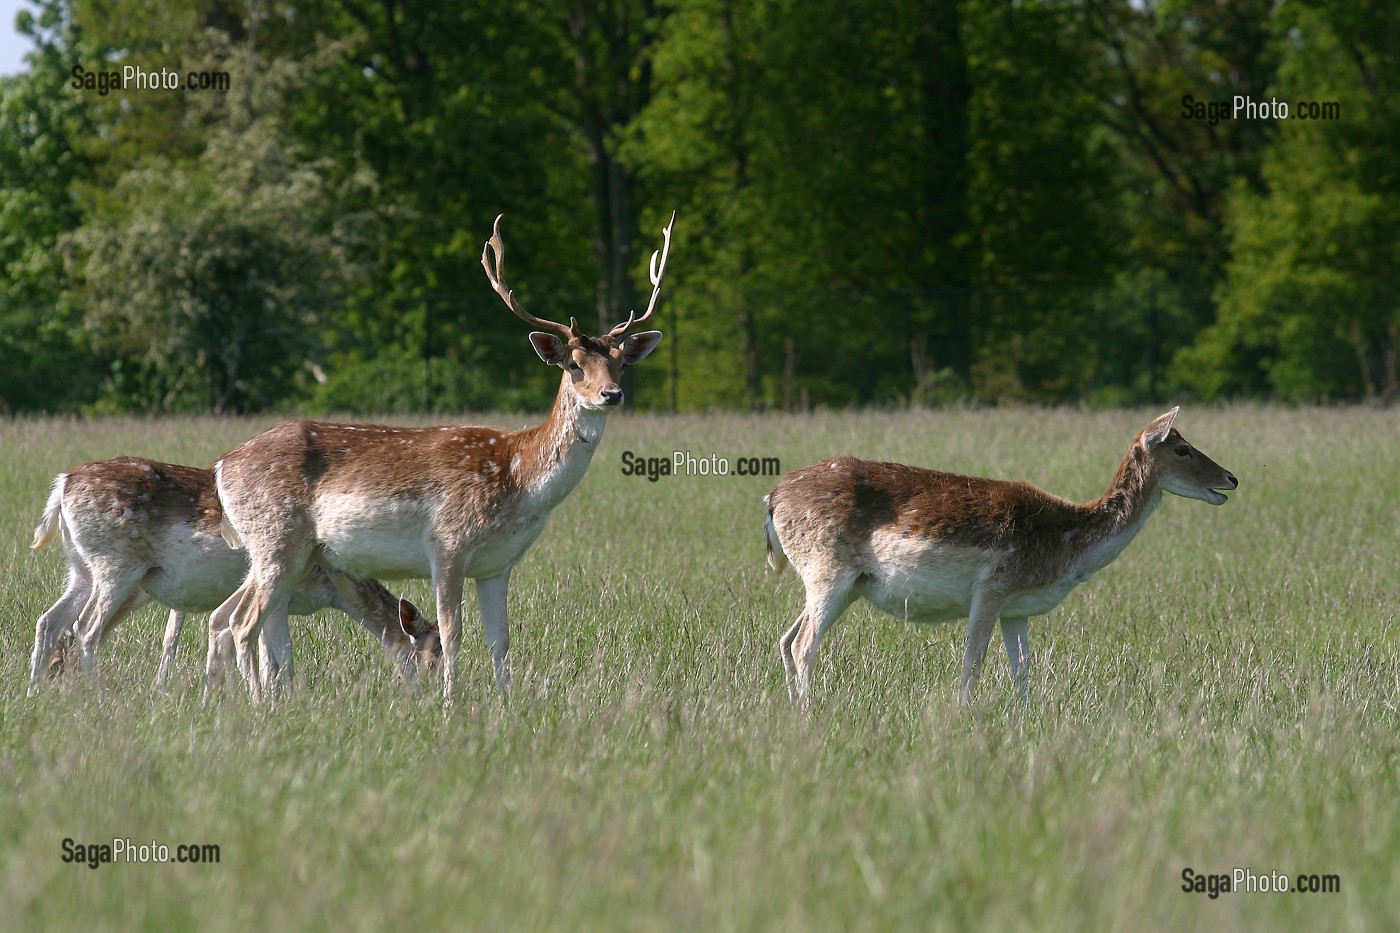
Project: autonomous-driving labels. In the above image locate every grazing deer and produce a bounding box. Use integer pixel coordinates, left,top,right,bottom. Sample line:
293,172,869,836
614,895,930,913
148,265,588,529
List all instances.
211,212,673,701
28,458,440,696
763,408,1237,706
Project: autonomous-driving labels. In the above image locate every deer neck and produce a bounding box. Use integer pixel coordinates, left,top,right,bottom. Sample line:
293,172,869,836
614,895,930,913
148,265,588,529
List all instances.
1073,444,1164,572
509,373,609,508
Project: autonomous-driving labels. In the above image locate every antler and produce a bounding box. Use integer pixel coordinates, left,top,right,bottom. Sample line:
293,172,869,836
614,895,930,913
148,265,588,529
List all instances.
607,211,675,339
481,215,577,338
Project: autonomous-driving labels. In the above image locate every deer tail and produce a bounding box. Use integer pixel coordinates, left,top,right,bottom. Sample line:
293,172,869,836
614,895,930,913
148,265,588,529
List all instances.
763,495,788,575
31,475,67,551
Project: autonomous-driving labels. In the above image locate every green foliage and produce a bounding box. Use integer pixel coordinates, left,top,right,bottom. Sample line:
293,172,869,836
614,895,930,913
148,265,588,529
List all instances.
64,45,379,413
624,0,975,407
0,0,1392,410
961,0,1127,401
0,3,100,412
1181,1,1400,402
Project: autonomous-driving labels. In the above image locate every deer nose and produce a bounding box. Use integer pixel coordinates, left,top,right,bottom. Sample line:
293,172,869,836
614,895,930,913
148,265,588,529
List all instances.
599,386,624,406
1225,473,1239,488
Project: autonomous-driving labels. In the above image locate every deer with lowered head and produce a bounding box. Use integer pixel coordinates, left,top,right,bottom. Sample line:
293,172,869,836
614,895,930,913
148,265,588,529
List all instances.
28,457,440,696
211,212,673,701
763,408,1237,706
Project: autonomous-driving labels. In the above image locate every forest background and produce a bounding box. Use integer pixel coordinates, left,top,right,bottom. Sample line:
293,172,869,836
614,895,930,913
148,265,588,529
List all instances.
1,0,1395,415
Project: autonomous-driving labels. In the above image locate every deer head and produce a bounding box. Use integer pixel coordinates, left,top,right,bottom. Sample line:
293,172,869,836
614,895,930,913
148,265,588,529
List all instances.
1139,407,1238,505
396,597,442,674
481,214,671,410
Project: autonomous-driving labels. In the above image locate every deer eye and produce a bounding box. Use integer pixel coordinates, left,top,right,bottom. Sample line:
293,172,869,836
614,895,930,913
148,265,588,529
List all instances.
1174,445,1191,457
567,360,582,372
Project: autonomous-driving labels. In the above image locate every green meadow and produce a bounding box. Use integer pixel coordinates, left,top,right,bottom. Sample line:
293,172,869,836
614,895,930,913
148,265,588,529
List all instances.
1,407,1396,931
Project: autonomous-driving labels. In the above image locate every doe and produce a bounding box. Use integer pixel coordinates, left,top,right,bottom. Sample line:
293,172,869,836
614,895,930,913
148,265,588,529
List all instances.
211,212,673,701
28,457,439,695
762,408,1237,706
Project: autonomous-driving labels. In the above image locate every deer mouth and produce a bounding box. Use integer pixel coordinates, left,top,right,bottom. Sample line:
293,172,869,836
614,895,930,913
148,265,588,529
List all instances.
1209,474,1239,505
1204,479,1237,501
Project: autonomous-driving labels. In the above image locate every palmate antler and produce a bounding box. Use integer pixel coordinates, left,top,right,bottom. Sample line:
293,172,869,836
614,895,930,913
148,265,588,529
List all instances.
608,211,675,339
482,211,675,340
481,215,578,338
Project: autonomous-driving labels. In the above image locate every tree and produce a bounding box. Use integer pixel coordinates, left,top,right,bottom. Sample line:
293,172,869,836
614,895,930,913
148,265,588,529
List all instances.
1178,0,1400,402
625,0,971,409
961,0,1126,401
253,0,601,412
65,48,378,413
1079,0,1282,401
0,1,100,411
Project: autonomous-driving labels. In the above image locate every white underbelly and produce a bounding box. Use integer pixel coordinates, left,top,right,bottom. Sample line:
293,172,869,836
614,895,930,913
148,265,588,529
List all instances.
140,531,248,612
859,564,977,625
312,494,550,582
859,532,1084,624
859,536,986,624
142,571,242,613
314,495,433,579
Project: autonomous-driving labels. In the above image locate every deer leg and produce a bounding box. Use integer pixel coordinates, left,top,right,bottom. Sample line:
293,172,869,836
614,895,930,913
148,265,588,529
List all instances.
431,560,466,705
156,610,185,688
778,616,804,701
225,537,313,701
225,582,290,703
257,605,294,697
788,573,857,707
959,591,1005,707
90,587,152,647
75,580,145,677
1000,616,1030,706
205,586,243,700
29,567,92,695
476,572,513,699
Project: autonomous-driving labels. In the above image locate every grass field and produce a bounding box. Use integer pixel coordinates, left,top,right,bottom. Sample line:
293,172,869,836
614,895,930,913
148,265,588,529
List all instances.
2,406,1397,931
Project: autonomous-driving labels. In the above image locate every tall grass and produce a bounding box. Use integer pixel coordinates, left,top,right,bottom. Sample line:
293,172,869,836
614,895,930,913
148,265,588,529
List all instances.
2,407,1397,931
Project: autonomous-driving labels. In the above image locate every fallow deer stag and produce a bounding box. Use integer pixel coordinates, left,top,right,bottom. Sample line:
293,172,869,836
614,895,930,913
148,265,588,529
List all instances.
763,408,1237,706
28,458,440,696
212,212,673,701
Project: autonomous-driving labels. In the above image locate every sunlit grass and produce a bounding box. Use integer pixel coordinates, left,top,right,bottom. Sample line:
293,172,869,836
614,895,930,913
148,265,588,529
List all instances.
2,406,1397,930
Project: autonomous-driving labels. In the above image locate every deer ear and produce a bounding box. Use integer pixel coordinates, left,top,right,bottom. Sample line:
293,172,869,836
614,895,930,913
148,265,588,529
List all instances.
397,598,433,640
529,332,568,366
621,331,662,365
1143,406,1180,449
